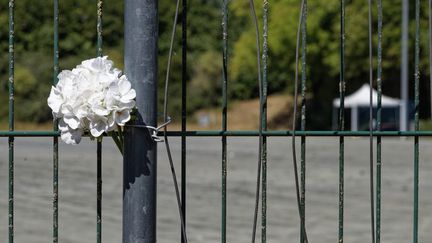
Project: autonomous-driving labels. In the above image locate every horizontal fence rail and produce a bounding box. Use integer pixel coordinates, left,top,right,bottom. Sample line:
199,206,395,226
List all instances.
2,130,432,137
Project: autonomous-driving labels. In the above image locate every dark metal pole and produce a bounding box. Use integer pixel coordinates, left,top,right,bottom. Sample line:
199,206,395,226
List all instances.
123,0,158,242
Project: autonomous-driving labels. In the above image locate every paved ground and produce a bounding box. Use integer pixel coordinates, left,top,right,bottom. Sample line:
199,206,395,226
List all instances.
1,137,432,243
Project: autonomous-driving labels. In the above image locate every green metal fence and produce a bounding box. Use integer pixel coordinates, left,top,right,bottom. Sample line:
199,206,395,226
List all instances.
0,0,430,242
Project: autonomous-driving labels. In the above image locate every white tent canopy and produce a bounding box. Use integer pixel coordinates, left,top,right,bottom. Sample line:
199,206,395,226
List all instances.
333,84,401,108
332,84,402,131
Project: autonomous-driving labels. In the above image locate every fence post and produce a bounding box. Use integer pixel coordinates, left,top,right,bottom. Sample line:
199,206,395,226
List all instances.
123,0,158,242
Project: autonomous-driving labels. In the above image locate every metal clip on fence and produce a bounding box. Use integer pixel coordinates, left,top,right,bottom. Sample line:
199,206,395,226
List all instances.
126,116,172,142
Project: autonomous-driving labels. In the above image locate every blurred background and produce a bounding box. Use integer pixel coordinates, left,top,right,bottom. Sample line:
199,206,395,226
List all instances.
1,0,432,131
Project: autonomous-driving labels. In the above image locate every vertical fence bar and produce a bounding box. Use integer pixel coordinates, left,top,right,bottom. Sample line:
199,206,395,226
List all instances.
52,136,58,243
261,0,269,242
430,0,432,119
221,0,228,240
52,0,59,242
300,1,307,242
96,1,103,242
401,0,409,131
96,142,102,243
123,0,158,242
375,0,383,242
8,0,15,242
413,0,420,242
97,0,103,56
181,0,187,241
338,0,346,242
367,0,376,242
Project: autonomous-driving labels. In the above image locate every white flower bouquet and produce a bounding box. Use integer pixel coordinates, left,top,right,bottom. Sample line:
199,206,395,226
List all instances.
47,56,136,153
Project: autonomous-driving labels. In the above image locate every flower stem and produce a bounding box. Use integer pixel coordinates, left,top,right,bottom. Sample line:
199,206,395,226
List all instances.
110,131,123,155
117,126,124,150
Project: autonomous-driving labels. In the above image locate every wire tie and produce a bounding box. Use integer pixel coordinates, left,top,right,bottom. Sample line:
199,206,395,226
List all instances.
125,116,172,142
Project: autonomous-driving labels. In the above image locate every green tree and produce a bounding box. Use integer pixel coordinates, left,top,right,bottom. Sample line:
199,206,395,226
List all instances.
230,0,431,129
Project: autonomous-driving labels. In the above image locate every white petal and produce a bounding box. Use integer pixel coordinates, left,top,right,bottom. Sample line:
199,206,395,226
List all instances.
58,119,70,132
80,89,95,100
92,105,110,116
57,70,71,80
47,87,63,116
118,78,132,95
114,110,131,126
108,81,120,94
81,58,101,72
57,70,74,89
120,89,136,102
104,93,117,109
118,100,136,110
74,106,89,120
81,56,113,73
107,115,116,131
111,68,122,77
90,118,108,137
63,115,81,130
60,104,72,116
60,129,82,145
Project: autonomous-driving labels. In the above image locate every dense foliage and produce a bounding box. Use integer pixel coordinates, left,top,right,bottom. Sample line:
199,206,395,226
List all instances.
0,0,431,128
0,0,124,122
230,0,431,128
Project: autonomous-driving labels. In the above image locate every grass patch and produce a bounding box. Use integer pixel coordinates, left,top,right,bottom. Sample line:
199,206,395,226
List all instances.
0,120,53,130
420,119,432,130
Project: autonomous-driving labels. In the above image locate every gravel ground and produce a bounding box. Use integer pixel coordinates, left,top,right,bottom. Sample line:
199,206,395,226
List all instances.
1,137,432,243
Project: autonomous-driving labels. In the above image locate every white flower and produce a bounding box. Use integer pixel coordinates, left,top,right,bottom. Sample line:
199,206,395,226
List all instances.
113,108,132,126
89,116,109,137
58,119,82,145
106,76,136,110
47,56,136,145
63,114,81,130
47,86,63,117
60,128,83,145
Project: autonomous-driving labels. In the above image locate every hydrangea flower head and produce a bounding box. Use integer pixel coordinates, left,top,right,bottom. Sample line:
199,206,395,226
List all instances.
47,56,136,144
